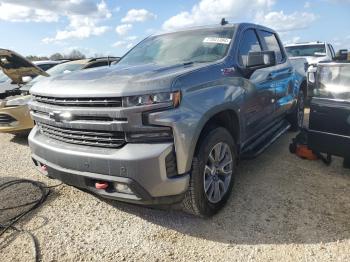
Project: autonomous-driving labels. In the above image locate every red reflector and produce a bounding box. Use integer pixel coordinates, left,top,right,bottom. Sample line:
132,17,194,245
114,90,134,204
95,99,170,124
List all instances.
95,181,109,190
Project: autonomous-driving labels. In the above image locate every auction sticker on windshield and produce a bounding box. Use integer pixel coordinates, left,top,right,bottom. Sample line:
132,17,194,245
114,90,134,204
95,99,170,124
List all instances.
203,37,231,45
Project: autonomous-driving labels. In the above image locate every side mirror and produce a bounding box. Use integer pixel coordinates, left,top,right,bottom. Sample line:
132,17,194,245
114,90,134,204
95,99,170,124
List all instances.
247,51,276,68
22,76,33,83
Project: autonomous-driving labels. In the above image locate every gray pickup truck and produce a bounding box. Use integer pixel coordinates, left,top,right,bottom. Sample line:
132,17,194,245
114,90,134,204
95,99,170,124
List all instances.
28,22,306,217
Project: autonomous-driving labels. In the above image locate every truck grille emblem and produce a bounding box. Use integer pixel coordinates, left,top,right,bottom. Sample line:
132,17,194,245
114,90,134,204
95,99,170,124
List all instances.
49,111,73,122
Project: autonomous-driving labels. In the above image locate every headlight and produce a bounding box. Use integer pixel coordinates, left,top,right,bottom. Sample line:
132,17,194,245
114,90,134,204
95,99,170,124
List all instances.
123,91,181,108
5,96,32,107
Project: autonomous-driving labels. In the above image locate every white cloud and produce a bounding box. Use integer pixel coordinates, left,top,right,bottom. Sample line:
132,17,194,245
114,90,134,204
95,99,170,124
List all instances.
0,0,107,18
42,1,112,43
255,11,317,32
126,36,138,41
0,3,59,22
162,0,275,31
121,9,156,23
116,24,133,36
112,39,135,50
284,36,302,45
0,1,113,42
112,41,126,47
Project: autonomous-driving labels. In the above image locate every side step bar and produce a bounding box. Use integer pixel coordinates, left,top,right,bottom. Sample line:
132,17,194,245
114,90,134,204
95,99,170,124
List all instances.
241,120,291,160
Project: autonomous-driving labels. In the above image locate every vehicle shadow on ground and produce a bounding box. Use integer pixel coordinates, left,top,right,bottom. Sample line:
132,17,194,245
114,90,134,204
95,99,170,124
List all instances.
104,132,350,245
0,177,60,256
9,133,29,146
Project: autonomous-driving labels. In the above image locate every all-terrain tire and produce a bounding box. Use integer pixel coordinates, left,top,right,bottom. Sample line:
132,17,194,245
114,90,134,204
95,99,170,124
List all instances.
182,127,237,217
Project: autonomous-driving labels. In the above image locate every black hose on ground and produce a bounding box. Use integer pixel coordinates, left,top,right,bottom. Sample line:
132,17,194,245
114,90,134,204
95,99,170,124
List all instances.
0,179,62,262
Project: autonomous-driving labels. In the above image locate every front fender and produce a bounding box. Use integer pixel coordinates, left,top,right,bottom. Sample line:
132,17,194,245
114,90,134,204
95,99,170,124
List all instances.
148,82,244,174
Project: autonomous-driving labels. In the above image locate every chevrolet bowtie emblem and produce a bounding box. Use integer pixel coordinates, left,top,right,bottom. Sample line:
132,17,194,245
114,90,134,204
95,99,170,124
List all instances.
49,111,73,122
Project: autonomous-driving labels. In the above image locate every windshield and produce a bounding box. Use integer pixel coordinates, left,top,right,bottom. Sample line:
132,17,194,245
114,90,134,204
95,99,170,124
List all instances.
118,27,235,66
30,62,85,85
285,44,326,57
314,64,350,100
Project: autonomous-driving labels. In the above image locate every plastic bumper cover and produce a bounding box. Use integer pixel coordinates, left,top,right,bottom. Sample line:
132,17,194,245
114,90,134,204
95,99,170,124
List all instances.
29,126,190,204
0,105,33,133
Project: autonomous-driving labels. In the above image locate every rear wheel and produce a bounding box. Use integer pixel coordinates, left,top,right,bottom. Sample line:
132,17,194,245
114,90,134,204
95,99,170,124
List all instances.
288,90,305,131
182,127,236,217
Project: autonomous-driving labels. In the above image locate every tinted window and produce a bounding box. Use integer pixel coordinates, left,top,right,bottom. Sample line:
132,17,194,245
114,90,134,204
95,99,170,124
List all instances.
238,29,262,66
84,61,108,69
38,63,57,71
260,31,284,63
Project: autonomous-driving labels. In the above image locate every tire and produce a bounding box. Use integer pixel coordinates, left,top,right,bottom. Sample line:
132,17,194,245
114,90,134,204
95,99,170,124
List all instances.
288,90,305,131
182,127,237,217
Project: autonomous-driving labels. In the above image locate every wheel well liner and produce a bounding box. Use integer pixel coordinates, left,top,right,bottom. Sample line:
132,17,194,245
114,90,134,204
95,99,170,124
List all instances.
194,110,240,155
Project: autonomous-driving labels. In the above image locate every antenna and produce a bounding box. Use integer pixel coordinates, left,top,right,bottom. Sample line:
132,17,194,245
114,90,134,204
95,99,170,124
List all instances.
221,18,228,26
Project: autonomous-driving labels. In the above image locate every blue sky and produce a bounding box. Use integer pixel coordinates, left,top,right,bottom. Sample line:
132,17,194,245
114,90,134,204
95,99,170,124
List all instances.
0,0,349,57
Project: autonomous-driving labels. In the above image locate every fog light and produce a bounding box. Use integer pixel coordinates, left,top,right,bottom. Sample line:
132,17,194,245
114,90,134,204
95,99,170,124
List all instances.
113,183,133,194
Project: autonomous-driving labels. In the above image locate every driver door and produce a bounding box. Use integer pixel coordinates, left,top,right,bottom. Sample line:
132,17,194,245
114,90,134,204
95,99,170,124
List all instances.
238,28,276,141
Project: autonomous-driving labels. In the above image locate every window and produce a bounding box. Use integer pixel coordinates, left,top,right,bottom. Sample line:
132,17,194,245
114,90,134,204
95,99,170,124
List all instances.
118,27,235,66
259,31,284,63
38,63,57,71
285,44,326,57
84,61,108,69
238,29,262,67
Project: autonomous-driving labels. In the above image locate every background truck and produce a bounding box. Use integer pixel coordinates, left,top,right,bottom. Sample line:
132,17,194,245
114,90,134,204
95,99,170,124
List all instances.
28,22,306,217
285,41,336,99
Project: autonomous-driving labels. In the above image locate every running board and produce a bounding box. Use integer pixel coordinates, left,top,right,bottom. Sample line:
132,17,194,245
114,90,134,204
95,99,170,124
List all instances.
241,120,291,160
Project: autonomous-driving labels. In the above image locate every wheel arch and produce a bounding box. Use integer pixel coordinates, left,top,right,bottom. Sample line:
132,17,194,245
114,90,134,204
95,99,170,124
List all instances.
186,107,241,173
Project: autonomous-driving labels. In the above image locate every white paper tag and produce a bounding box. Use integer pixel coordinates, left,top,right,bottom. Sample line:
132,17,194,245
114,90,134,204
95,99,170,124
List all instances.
203,37,231,45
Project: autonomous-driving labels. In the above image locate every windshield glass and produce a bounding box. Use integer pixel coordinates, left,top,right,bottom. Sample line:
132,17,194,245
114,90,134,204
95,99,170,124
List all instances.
118,27,235,66
30,62,85,85
285,44,326,57
314,64,350,100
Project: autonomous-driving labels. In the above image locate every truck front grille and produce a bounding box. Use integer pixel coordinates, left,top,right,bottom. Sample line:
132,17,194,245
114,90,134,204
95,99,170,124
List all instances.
33,95,122,107
37,123,126,148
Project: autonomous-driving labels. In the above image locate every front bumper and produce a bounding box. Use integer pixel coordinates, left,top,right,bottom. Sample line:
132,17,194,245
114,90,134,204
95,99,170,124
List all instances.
0,105,34,133
29,126,190,205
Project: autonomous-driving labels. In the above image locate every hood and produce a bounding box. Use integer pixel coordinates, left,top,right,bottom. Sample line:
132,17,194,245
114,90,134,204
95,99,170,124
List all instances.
30,62,210,97
0,48,49,84
301,56,330,65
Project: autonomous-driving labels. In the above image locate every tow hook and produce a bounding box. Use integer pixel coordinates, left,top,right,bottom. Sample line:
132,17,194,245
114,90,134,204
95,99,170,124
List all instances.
95,181,109,190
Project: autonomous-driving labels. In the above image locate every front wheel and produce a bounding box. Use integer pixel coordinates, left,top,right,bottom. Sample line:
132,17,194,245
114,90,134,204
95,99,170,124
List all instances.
182,127,236,217
288,90,305,131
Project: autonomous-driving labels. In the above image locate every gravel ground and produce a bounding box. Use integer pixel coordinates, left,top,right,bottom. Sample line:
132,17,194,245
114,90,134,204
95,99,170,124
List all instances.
0,118,350,261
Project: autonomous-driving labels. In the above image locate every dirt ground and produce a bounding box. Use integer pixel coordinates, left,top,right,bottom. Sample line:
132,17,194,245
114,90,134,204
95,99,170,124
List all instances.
0,115,349,261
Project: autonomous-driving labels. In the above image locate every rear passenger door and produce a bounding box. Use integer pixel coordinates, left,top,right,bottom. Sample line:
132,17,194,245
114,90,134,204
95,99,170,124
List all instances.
257,30,295,118
238,29,276,139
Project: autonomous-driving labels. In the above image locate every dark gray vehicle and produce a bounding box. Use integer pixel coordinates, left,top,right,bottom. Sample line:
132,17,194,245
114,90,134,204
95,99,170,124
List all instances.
28,23,306,217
